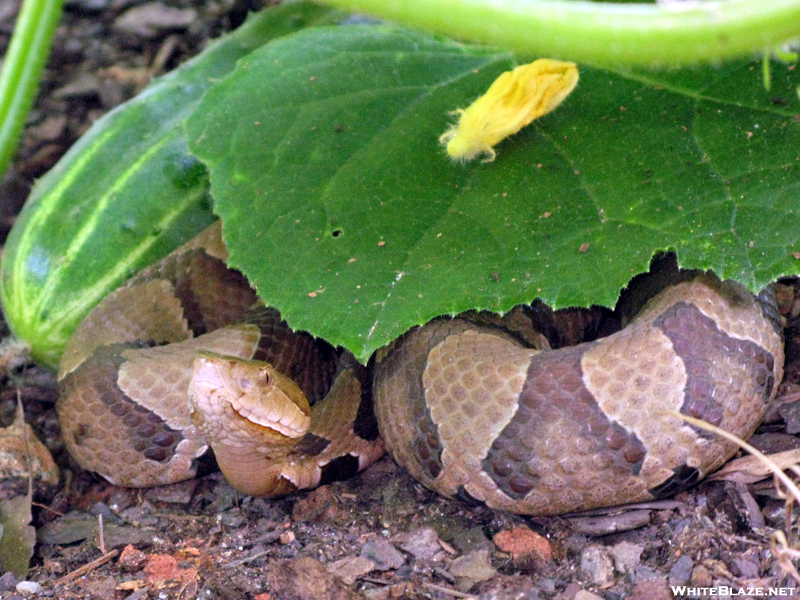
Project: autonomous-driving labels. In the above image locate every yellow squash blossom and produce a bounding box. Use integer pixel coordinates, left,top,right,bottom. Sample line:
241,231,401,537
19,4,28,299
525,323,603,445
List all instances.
439,59,579,162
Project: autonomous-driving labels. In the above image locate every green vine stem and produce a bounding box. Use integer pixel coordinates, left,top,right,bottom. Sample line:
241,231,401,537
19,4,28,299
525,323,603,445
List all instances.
314,0,800,66
0,0,64,180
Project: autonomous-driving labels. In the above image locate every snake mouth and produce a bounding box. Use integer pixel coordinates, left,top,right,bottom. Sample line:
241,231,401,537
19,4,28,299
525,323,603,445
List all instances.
227,393,310,438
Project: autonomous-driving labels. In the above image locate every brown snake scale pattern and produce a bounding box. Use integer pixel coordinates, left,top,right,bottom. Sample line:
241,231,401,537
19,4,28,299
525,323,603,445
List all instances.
57,223,784,515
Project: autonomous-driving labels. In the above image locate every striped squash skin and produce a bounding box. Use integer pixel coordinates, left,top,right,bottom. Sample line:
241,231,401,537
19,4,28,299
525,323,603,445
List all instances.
0,4,339,368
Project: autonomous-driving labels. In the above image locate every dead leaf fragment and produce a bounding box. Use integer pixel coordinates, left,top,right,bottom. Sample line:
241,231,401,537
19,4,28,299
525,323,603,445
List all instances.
0,403,54,578
707,448,800,485
0,494,34,579
0,401,58,498
326,555,375,585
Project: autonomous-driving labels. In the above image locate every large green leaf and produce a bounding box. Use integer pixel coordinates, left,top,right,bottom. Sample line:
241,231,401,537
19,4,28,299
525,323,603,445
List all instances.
187,25,800,362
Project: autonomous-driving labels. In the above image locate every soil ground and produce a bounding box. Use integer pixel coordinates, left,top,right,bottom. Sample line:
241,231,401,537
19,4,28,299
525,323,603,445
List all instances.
2,1,800,599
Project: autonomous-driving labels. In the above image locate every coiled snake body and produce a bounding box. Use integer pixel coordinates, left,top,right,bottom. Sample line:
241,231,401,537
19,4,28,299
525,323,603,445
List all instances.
57,223,785,515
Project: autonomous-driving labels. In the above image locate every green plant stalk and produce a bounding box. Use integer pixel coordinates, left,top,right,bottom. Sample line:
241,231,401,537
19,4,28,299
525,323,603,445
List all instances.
0,0,64,179
314,0,800,66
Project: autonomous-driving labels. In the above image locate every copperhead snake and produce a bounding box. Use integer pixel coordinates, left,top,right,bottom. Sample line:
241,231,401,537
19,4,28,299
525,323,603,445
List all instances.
56,222,785,515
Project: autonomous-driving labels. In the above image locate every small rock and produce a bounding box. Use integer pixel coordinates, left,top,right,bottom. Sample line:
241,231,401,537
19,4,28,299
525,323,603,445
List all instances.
691,564,714,587
38,511,96,545
748,432,800,454
493,526,552,565
630,565,662,584
609,541,643,574
121,589,149,600
779,400,800,435
219,509,247,529
536,577,556,594
579,545,614,585
26,116,68,143
732,554,760,579
0,1,17,22
629,578,672,600
264,557,361,600
398,527,443,561
449,525,492,553
89,502,117,521
114,3,197,38
475,573,540,599
144,479,197,505
763,498,790,527
574,591,604,600
15,581,42,596
108,489,138,512
562,533,590,554
119,544,147,571
554,582,582,600
360,539,405,571
326,555,375,585
668,555,693,586
432,566,456,584
448,548,497,592
83,575,117,600
54,74,102,100
117,505,159,529
361,582,409,600
0,572,19,592
207,476,237,512
292,486,339,522
105,522,156,549
280,531,296,545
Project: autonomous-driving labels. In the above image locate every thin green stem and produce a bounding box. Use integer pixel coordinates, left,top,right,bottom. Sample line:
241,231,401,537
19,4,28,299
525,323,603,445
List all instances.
0,0,64,180
314,0,800,66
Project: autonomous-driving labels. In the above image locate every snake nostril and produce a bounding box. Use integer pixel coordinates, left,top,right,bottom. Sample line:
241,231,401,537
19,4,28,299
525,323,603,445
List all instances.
239,378,251,389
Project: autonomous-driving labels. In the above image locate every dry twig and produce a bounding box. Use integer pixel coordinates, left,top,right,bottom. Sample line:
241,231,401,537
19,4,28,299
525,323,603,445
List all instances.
55,549,120,585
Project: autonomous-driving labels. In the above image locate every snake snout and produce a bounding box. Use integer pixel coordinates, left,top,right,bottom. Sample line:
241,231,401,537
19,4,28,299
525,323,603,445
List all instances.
189,352,311,440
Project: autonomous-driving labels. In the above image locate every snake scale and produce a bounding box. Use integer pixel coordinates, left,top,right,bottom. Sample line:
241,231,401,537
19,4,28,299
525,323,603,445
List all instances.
56,222,785,515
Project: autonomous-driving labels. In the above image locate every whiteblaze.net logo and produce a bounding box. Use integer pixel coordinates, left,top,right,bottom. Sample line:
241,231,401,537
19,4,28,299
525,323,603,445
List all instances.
670,586,796,597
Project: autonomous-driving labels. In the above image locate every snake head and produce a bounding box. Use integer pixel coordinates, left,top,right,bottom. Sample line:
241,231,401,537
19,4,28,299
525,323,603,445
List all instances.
188,352,312,447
